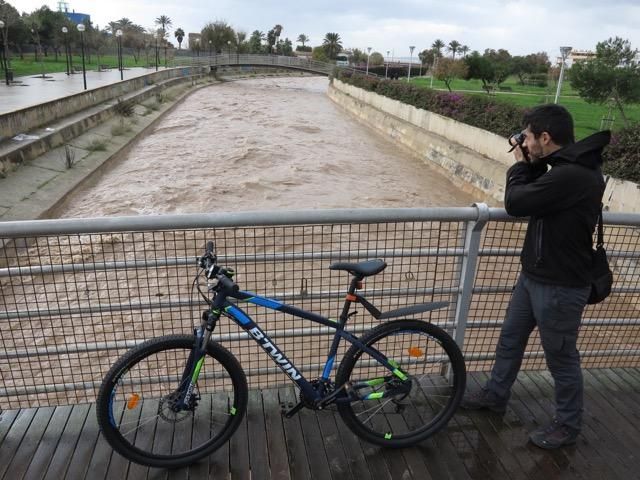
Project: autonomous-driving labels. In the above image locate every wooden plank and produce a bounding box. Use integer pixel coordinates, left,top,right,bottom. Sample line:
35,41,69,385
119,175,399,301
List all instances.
86,401,125,479
523,371,606,480
315,406,355,480
610,368,640,393
262,388,291,480
422,375,511,480
21,405,73,480
125,398,160,480
229,392,250,480
467,372,554,480
2,406,54,480
0,409,20,444
42,404,91,480
185,394,212,480
64,404,100,479
105,398,143,480
332,409,374,480
165,401,197,480
279,387,311,480
297,391,332,480
461,374,534,480
247,389,270,480
206,393,231,480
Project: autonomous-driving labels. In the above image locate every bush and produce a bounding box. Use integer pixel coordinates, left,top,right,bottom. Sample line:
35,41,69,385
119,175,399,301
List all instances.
336,71,525,138
603,124,640,182
295,45,312,52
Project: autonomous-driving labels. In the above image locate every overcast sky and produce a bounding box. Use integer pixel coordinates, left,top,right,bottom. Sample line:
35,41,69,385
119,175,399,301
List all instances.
14,0,640,58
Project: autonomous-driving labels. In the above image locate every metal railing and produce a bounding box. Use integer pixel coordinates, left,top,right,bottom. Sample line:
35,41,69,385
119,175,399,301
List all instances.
1,205,639,409
180,53,375,77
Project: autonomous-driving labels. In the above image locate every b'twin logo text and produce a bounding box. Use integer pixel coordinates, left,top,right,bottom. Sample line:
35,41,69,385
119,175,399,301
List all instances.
249,327,302,380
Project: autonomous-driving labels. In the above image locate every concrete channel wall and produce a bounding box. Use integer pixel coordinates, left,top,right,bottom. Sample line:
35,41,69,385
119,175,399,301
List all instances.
328,79,639,213
1,67,204,140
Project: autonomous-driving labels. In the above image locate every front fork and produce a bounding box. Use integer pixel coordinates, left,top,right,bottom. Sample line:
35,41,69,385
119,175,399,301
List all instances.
178,309,218,409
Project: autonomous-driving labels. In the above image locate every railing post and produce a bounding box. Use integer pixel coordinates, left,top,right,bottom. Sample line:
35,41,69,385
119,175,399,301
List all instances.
452,202,489,352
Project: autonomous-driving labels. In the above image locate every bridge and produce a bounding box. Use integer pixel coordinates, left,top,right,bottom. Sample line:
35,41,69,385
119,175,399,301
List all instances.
186,53,373,77
1,206,640,478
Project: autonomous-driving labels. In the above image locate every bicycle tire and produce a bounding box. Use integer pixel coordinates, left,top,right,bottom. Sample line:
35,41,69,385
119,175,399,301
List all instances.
96,334,248,468
336,319,466,448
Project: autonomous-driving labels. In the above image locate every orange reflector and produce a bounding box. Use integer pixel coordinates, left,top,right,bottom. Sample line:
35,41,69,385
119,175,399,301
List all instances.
408,347,424,357
346,294,358,302
127,393,141,409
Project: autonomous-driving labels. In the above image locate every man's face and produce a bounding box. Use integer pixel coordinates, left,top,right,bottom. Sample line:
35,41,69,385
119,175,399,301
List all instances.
522,126,546,163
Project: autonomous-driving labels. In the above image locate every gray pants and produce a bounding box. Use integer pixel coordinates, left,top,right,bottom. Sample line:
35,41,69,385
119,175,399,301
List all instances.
487,273,590,431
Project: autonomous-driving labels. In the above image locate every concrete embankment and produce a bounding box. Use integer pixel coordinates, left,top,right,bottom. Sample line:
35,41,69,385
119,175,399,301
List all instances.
328,79,638,213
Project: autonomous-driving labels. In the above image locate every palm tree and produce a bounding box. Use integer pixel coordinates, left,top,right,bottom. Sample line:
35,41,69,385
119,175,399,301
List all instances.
155,15,172,37
297,34,309,47
448,40,461,59
460,45,470,58
174,28,185,49
322,32,342,60
432,39,445,58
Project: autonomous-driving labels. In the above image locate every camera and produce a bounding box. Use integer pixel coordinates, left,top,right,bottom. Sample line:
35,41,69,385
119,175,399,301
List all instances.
508,132,530,162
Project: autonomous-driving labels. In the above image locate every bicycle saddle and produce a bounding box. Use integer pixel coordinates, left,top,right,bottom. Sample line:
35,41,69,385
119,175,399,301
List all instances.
328,259,387,277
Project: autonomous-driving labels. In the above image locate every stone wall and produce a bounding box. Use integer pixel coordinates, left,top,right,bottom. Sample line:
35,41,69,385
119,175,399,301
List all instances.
0,67,205,140
328,79,639,213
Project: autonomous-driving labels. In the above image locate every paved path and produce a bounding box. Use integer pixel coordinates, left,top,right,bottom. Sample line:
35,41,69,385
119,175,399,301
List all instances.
0,67,167,115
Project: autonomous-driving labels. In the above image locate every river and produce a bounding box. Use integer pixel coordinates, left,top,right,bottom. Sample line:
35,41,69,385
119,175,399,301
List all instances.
58,75,476,217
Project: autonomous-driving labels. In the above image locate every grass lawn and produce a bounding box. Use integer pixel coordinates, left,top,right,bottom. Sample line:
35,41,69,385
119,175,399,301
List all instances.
5,53,177,77
410,76,638,139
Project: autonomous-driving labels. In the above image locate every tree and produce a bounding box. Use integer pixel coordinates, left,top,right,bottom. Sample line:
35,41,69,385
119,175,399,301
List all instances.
155,15,172,36
419,48,436,66
296,33,308,47
369,51,384,66
431,39,445,57
201,20,235,54
280,37,293,56
435,58,469,91
460,45,470,58
322,32,342,60
448,40,461,59
248,30,264,53
571,37,640,127
312,45,328,62
174,28,184,49
464,51,499,93
0,0,21,65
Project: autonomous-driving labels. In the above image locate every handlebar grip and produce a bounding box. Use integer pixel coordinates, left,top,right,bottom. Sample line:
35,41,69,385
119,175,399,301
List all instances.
206,241,214,254
218,274,239,293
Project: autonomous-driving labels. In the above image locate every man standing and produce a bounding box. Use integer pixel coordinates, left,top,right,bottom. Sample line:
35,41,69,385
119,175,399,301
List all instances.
461,104,610,449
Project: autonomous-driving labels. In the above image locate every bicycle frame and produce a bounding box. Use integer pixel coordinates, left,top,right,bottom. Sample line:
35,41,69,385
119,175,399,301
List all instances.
196,288,409,405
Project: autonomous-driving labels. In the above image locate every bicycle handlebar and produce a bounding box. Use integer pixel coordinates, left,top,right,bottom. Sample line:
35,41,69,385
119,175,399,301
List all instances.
199,242,240,294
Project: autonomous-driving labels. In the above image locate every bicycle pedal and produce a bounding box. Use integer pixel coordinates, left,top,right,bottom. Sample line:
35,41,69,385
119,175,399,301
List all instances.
279,402,294,415
282,401,305,418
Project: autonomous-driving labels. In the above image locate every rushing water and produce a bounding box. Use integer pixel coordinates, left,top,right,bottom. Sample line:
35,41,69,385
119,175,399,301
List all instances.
58,76,476,217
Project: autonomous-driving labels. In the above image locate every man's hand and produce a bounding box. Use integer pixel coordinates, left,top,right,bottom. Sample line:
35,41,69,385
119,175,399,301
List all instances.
508,137,527,163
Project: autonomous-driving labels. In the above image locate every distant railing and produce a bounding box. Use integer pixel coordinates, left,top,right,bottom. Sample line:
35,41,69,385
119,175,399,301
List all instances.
177,53,376,77
1,205,639,409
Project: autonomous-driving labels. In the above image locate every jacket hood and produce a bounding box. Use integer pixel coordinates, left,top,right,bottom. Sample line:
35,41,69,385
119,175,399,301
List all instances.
547,130,611,168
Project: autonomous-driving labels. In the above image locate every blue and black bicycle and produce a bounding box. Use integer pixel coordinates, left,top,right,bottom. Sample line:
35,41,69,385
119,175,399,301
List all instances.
96,242,466,468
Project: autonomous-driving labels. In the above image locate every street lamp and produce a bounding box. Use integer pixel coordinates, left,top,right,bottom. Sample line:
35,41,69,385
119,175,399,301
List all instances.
365,46,371,75
116,29,123,80
208,39,212,58
227,40,231,62
385,50,390,78
0,20,10,85
430,55,438,89
61,26,70,75
154,33,159,71
77,23,87,90
408,45,415,82
554,46,572,104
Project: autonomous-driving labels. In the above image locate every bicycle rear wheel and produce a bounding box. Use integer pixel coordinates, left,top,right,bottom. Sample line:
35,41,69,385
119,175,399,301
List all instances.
96,334,248,468
336,319,465,448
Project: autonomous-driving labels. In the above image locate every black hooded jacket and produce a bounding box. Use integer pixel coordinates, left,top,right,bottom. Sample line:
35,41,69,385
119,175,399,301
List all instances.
504,131,610,287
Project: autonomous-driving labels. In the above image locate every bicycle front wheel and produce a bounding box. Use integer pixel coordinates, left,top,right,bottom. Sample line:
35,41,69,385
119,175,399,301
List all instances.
96,334,248,468
336,320,466,448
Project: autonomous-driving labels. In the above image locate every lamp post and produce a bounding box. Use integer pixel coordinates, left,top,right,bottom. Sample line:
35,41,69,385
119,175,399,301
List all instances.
365,46,371,75
554,46,572,104
430,56,438,89
0,20,9,85
116,29,123,80
61,26,70,75
227,39,231,63
208,39,212,60
77,23,87,90
408,45,415,82
385,50,390,78
154,33,159,71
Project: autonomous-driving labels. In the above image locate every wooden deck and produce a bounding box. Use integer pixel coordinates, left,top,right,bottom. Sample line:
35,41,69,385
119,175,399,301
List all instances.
1,368,639,480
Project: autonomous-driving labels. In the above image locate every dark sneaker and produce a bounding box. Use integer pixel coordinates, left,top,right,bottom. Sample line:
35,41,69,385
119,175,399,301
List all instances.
459,387,508,413
529,419,579,449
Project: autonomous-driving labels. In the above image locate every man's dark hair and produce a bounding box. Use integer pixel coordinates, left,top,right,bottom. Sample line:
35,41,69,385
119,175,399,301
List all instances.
523,104,575,146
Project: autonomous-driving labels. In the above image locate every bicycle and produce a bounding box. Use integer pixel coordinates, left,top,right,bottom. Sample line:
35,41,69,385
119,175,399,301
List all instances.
96,242,466,468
